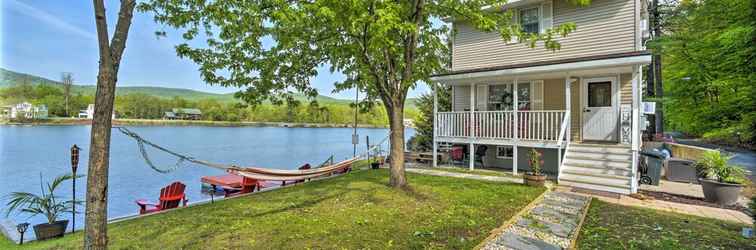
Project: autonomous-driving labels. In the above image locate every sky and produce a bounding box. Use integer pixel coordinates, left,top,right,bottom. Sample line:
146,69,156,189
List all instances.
0,0,430,99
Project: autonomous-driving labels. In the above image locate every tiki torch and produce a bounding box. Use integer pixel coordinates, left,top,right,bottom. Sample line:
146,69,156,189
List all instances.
70,144,80,233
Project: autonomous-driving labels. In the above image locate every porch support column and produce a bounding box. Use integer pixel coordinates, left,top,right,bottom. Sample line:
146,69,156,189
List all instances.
469,83,476,171
630,66,641,193
565,74,571,144
432,81,438,168
512,77,519,175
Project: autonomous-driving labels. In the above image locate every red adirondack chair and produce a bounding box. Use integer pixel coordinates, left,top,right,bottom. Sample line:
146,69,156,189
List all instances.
223,177,261,197
135,181,188,215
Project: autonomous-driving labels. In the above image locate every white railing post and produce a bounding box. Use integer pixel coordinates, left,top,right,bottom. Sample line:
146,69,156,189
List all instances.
512,78,519,175
432,82,438,168
469,84,476,170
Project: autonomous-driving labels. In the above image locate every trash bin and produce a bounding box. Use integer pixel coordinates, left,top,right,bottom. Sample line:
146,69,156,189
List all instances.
639,150,665,185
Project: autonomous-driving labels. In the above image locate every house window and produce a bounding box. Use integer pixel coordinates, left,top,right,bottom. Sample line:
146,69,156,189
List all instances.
520,7,540,34
488,84,513,111
518,83,531,110
496,146,514,159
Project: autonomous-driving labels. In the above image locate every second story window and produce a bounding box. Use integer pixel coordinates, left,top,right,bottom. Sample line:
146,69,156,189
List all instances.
520,7,540,34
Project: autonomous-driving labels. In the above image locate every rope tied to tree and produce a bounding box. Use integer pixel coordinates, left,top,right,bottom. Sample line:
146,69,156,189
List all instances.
114,126,390,174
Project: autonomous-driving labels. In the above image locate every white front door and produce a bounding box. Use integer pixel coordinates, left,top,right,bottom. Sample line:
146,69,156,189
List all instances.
581,77,618,141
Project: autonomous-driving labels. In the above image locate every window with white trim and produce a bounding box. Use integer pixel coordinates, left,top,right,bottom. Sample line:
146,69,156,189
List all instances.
519,7,540,34
496,146,514,159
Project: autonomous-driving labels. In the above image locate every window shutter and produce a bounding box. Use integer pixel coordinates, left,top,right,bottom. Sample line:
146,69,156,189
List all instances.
540,0,553,34
532,81,544,110
510,9,519,43
476,85,489,111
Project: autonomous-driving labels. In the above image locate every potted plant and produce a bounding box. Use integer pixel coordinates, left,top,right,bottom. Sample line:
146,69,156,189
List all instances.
695,151,747,206
5,174,81,240
524,149,546,187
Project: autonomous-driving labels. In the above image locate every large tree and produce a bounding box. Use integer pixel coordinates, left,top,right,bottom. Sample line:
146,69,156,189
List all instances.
659,0,755,146
85,0,136,249
139,0,582,187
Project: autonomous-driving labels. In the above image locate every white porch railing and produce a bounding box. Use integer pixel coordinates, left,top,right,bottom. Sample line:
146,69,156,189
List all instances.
437,110,567,142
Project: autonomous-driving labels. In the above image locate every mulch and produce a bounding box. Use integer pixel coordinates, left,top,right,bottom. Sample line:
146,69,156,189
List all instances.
639,190,750,214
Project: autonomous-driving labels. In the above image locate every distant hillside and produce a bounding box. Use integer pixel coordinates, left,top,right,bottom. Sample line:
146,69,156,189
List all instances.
0,67,417,108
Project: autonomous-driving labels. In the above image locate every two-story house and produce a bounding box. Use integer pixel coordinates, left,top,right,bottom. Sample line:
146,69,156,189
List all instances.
429,0,650,194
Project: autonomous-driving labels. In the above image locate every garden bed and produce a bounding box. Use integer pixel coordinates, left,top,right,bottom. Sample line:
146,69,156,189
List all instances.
577,199,754,249
7,169,544,249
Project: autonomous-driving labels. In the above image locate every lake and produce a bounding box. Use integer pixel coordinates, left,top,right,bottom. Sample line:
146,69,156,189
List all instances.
0,125,412,230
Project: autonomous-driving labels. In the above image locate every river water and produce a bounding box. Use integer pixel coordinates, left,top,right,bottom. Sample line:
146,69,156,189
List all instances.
0,125,412,230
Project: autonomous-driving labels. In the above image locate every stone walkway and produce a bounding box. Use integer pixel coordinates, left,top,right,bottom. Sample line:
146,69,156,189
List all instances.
482,192,590,250
406,168,523,183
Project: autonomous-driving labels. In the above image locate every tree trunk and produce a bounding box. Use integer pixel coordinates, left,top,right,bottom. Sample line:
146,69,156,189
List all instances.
653,54,664,137
85,1,135,249
386,100,406,188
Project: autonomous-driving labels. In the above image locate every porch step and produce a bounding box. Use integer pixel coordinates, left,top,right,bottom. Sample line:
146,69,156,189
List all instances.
558,179,632,195
561,163,632,176
558,142,634,195
563,157,632,168
564,151,632,161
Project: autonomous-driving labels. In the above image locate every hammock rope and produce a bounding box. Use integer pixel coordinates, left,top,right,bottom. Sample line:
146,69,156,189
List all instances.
115,126,390,177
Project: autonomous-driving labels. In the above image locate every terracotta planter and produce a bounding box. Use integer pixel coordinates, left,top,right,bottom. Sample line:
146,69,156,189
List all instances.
33,220,68,240
524,173,546,187
699,178,742,206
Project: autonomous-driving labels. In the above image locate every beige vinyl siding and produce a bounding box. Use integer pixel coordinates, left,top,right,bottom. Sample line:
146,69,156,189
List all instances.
542,79,565,110
570,80,582,141
452,0,637,71
619,73,633,104
452,85,471,111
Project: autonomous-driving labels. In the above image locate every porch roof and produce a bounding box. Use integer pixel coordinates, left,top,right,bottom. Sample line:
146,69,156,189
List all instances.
430,51,651,84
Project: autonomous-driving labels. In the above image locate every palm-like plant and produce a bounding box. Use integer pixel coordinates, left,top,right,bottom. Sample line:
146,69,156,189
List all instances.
4,174,82,224
696,151,747,184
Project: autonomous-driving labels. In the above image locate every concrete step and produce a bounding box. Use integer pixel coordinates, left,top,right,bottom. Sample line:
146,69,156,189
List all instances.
559,172,631,187
561,168,632,179
570,143,631,149
561,163,632,176
558,179,631,195
565,151,632,161
568,145,632,154
563,155,632,168
565,154,631,164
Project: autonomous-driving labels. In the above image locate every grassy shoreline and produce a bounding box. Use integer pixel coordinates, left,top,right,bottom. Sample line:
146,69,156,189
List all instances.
1,118,389,128
4,170,544,249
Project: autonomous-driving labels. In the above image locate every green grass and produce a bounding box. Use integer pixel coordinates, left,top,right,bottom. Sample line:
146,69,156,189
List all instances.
7,169,543,249
431,167,519,178
577,199,755,250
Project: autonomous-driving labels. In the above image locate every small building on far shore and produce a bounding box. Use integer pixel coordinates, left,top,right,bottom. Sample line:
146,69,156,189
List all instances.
79,104,115,119
9,102,48,119
165,108,202,120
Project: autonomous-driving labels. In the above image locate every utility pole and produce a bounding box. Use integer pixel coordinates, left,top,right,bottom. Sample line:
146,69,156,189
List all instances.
650,0,664,139
62,73,74,117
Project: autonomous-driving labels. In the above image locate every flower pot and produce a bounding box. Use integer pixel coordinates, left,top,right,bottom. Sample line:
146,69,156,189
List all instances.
699,178,743,206
33,220,68,240
524,173,546,187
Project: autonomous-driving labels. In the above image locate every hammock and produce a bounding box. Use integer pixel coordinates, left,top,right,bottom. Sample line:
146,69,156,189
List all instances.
116,127,388,179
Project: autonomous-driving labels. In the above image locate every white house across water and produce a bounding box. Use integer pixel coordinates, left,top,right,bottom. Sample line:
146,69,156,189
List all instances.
430,0,651,194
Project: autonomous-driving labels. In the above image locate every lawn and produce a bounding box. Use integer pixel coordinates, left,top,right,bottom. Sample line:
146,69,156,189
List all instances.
577,199,755,250
7,169,544,249
429,166,519,178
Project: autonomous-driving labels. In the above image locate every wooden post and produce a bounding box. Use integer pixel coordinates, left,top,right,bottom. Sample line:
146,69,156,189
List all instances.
513,77,519,175
469,83,475,170
565,75,571,144
432,82,438,168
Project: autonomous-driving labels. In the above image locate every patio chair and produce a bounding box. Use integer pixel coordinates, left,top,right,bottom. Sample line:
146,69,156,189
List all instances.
223,176,261,197
135,181,188,215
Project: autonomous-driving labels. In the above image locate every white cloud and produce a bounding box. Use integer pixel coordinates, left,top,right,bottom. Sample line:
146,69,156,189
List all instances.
5,0,96,40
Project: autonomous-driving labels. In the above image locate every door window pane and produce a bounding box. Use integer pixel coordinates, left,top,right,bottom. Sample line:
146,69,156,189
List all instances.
588,81,612,107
